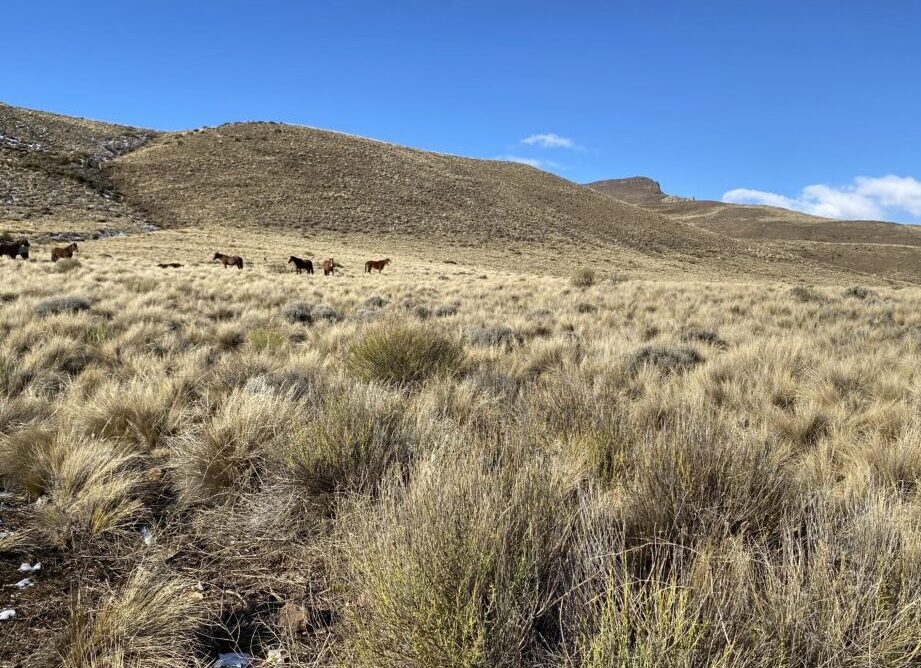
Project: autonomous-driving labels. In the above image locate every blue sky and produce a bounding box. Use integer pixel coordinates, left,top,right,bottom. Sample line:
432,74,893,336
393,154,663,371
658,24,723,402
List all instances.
4,1,920,222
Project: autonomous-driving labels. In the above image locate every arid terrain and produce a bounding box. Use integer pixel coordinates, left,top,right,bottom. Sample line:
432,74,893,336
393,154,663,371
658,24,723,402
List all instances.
3,104,921,667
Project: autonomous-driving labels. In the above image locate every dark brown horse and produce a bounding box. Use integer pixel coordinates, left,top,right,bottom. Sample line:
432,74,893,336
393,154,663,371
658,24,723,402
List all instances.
51,242,78,262
364,258,391,273
0,239,29,260
213,252,244,269
288,256,314,274
322,258,343,276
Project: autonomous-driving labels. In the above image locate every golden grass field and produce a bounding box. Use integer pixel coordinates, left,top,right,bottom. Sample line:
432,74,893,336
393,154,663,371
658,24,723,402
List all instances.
3,225,921,667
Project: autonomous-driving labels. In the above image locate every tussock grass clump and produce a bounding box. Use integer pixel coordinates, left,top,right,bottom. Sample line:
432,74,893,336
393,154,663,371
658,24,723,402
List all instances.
35,295,91,316
0,429,143,540
343,447,579,667
170,388,295,503
576,302,598,314
248,327,287,352
312,304,343,322
53,257,82,273
347,324,465,386
627,344,703,375
571,267,596,287
364,295,389,308
59,568,203,668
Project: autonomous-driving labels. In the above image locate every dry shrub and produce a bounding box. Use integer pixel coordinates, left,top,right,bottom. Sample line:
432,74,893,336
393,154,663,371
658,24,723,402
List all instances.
467,324,523,348
282,301,313,324
59,568,204,668
35,295,91,316
53,257,82,273
346,324,465,386
580,567,724,668
274,385,413,504
680,328,728,350
790,285,824,303
571,268,596,288
844,285,876,300
627,344,703,376
625,416,798,544
342,446,579,667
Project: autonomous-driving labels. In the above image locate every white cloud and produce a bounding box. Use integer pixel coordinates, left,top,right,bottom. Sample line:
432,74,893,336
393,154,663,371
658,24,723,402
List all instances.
494,155,558,169
723,175,921,221
521,133,576,149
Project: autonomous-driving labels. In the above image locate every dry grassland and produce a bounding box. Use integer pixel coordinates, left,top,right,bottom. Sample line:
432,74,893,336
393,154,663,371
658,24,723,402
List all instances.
3,228,921,667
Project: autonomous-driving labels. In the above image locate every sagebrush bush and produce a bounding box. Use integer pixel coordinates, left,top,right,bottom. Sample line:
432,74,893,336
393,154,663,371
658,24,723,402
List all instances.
680,328,728,349
627,344,703,375
346,324,465,385
844,285,876,300
282,301,313,324
35,295,91,316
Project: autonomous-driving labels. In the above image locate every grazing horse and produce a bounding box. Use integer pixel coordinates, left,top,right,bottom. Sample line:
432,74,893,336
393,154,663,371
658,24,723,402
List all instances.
288,256,314,274
322,258,343,276
50,242,78,262
213,252,244,269
0,239,29,260
365,258,391,273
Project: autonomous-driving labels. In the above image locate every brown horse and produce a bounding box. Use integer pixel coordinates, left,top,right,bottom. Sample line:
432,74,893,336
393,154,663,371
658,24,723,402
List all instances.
364,258,391,273
0,239,29,260
322,258,343,276
51,242,78,262
213,252,244,269
288,256,314,274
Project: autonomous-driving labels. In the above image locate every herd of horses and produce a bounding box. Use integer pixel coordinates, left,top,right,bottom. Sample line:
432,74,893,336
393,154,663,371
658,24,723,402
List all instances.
215,252,389,276
0,237,392,277
0,238,78,262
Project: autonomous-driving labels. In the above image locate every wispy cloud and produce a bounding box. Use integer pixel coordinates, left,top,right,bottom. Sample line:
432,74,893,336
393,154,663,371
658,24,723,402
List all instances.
723,175,921,221
521,133,576,149
494,155,559,170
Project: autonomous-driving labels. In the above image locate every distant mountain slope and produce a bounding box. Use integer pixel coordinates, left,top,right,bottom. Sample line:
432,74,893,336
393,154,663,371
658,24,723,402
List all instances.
0,102,156,230
587,176,921,247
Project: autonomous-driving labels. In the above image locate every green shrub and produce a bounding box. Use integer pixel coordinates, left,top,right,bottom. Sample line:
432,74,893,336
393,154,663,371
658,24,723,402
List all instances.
347,324,465,386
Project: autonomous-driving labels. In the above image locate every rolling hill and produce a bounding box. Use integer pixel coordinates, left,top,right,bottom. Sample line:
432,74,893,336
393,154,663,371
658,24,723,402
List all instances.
0,102,911,282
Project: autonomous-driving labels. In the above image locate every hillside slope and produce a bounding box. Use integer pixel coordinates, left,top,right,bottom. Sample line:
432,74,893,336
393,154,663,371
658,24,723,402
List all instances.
0,103,156,232
109,122,836,280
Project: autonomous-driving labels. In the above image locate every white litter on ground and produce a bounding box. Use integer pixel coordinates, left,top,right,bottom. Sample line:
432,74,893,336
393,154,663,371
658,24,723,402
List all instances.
0,609,15,621
0,532,10,540
140,526,154,545
14,578,34,589
18,562,41,573
214,652,253,667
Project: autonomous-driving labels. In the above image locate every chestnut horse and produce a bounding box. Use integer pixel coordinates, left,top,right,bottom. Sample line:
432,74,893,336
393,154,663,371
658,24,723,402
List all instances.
364,258,391,273
213,252,244,269
322,258,343,276
0,239,29,260
288,256,314,274
51,242,78,262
